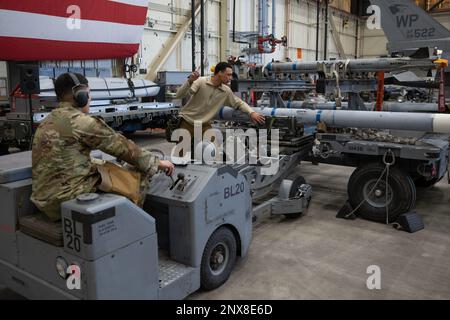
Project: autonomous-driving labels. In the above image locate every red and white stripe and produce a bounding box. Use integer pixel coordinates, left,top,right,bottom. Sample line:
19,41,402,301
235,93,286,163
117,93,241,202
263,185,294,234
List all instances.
0,0,148,61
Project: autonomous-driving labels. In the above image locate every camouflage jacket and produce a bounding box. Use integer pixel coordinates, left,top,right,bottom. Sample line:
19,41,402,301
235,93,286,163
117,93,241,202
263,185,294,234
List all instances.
31,102,160,221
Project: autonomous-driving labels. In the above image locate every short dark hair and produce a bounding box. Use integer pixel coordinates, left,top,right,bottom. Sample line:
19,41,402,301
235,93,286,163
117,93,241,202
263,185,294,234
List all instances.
214,62,232,75
54,73,88,101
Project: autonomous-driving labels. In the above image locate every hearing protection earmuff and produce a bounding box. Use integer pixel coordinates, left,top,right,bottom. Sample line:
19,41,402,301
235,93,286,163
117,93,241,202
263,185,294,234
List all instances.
68,73,90,108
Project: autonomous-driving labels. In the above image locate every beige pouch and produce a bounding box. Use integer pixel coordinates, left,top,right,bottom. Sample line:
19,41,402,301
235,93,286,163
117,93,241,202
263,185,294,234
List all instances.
95,160,141,205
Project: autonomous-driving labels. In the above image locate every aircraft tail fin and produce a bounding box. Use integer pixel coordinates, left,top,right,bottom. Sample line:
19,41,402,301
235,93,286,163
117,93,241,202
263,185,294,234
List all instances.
369,0,450,53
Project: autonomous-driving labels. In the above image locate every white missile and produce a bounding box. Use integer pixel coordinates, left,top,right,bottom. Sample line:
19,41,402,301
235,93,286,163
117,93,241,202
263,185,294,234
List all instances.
257,100,443,112
217,106,450,134
38,76,160,100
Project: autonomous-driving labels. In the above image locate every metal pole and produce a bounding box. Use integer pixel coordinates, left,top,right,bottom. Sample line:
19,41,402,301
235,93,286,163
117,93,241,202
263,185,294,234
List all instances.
323,0,328,60
376,71,385,112
191,0,196,72
439,66,445,112
354,19,359,59
315,0,320,61
263,0,269,36
272,0,276,37
233,0,250,45
233,0,238,42
200,0,205,76
28,94,34,149
258,0,263,36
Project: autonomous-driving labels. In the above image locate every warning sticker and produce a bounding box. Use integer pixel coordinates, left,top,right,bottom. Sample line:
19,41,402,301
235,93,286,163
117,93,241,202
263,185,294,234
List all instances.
97,220,118,237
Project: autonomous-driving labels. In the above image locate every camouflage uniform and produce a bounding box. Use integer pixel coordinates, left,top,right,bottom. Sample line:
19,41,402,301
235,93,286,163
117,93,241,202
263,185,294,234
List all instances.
31,102,160,221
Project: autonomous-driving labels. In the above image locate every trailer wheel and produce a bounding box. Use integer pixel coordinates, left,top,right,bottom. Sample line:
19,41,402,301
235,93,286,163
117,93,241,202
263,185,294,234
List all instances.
348,163,416,223
406,175,417,212
200,227,237,291
283,176,306,219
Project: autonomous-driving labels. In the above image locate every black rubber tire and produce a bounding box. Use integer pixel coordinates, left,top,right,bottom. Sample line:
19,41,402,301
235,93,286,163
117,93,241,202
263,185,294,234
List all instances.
406,174,417,212
288,176,306,198
414,176,443,188
284,213,303,219
284,176,306,219
200,227,237,291
348,163,416,223
0,143,9,156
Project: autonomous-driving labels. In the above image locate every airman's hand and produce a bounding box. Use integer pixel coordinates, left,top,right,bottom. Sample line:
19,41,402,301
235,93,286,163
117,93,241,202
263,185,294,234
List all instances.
158,160,175,176
250,112,265,125
188,71,200,84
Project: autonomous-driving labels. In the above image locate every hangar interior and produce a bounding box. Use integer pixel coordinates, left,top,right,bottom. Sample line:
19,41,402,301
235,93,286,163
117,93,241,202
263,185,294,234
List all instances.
0,0,450,300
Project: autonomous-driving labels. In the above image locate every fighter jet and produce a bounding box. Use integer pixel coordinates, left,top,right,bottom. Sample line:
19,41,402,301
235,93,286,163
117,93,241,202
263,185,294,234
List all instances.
369,0,449,99
369,0,450,62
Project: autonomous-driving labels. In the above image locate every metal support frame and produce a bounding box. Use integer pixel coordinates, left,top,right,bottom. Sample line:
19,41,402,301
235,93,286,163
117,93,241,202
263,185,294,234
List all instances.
428,0,445,12
232,0,251,46
354,19,359,59
192,0,196,72
318,79,377,94
315,0,320,61
235,79,315,93
439,66,446,112
285,0,291,60
220,0,230,61
328,12,346,59
376,71,385,112
323,0,329,60
146,1,203,81
200,0,205,75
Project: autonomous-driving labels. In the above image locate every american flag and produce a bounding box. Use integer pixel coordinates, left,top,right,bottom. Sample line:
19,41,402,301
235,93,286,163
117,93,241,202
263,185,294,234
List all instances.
0,0,148,61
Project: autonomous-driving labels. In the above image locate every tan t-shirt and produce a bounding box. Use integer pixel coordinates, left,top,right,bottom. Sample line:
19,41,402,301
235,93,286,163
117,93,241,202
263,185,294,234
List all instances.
176,76,254,125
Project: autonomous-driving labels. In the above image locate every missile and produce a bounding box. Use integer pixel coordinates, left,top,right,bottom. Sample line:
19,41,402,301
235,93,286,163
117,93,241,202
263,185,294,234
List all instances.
38,76,160,100
265,57,437,74
217,107,450,134
378,102,442,112
257,100,442,112
258,100,370,110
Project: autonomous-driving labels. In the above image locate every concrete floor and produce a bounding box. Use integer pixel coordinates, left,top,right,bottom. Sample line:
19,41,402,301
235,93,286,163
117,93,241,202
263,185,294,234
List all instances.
1,131,450,299
191,163,450,300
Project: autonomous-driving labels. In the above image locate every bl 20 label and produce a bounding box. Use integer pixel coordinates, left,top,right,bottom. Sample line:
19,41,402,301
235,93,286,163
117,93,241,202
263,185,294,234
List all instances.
224,182,245,199
63,218,82,252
